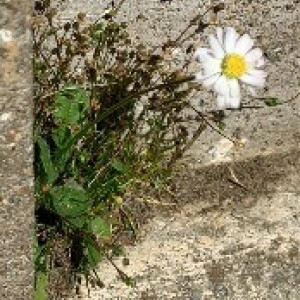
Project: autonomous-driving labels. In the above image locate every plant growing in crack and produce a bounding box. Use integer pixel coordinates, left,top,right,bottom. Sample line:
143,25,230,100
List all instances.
32,0,291,298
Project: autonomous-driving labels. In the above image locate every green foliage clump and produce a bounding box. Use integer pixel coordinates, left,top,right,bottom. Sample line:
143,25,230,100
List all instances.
33,0,212,298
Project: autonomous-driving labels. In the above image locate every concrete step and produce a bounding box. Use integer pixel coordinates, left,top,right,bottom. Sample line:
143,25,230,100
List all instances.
58,0,300,166
60,0,300,298
73,148,300,299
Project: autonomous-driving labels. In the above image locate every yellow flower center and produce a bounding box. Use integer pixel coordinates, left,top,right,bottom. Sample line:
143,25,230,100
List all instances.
221,54,247,79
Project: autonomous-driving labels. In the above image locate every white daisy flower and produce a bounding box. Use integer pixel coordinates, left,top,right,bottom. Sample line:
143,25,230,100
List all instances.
195,27,267,109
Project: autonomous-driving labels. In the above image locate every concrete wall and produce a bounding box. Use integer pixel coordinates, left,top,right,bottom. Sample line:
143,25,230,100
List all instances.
0,1,33,299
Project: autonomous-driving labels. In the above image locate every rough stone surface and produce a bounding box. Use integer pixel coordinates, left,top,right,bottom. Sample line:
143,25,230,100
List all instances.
58,0,299,298
57,0,300,165
74,148,300,299
0,1,33,299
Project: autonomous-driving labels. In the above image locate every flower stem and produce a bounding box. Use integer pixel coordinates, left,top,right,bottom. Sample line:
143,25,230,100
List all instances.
59,75,196,163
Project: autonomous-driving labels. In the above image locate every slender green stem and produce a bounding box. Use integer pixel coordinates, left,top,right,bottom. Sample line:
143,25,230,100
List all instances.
61,75,196,156
190,105,237,144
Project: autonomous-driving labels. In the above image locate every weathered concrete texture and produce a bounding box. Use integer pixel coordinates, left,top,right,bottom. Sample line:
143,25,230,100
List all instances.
0,1,34,299
186,0,300,166
58,0,300,164
59,0,300,298
74,148,300,299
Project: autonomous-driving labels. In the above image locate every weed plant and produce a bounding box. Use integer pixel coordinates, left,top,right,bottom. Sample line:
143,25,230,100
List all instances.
32,0,243,298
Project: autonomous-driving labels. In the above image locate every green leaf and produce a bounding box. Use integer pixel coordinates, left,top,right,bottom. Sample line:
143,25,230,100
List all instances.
34,271,48,300
92,23,104,41
52,125,74,173
52,125,71,149
123,276,136,288
264,97,281,107
217,121,226,131
55,144,74,175
37,137,58,185
34,241,47,272
54,86,88,124
50,181,90,218
111,244,125,257
90,217,111,237
111,159,127,173
85,238,102,268
67,215,88,229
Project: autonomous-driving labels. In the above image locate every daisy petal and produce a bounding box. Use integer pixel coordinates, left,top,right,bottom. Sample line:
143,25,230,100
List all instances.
209,34,225,58
228,79,240,98
240,71,266,87
247,69,267,78
234,34,254,54
248,86,257,97
203,62,221,77
216,27,224,46
202,56,222,76
202,73,221,87
194,47,210,62
225,96,241,109
224,27,239,53
216,94,226,110
196,72,221,87
245,48,263,64
195,71,205,82
256,58,265,68
213,75,229,95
